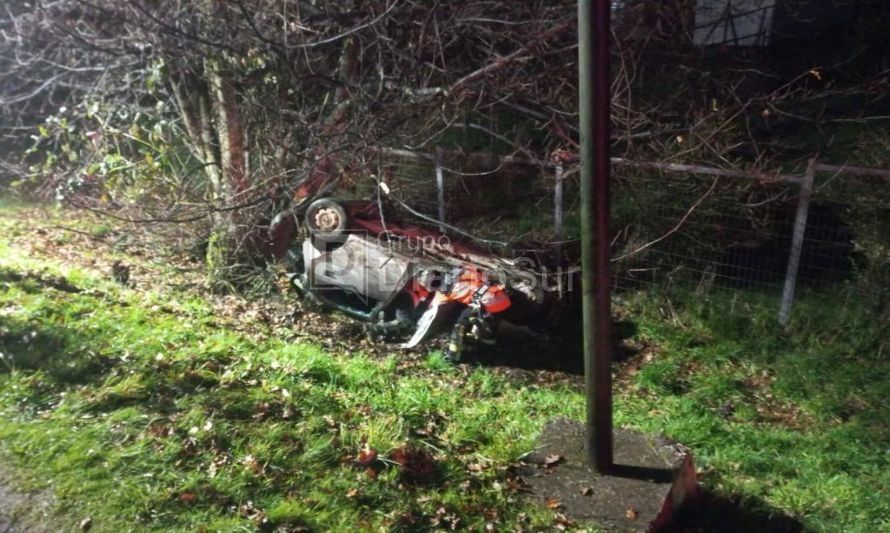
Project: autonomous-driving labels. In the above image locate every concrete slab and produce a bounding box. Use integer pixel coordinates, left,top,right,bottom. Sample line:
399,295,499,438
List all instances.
522,418,698,532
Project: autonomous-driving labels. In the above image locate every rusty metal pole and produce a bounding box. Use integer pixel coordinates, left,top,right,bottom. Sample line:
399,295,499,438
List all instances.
578,0,613,473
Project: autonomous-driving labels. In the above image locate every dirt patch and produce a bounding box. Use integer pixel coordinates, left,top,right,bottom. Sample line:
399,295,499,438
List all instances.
614,339,661,385
0,462,56,532
742,372,815,429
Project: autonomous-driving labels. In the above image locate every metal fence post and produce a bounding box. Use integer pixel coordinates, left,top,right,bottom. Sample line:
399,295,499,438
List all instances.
554,163,565,299
554,163,565,241
779,159,816,326
435,146,445,231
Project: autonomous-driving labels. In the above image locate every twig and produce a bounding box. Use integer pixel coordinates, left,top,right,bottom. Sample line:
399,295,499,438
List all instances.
612,177,721,262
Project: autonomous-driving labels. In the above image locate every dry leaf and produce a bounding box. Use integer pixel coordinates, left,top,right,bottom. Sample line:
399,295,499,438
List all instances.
554,512,575,529
390,446,437,483
79,517,93,531
356,443,378,466
242,455,262,474
626,507,639,520
581,487,593,496
543,454,563,468
545,498,563,509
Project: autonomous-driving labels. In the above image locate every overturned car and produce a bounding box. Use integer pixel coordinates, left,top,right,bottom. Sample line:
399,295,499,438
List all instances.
271,197,550,361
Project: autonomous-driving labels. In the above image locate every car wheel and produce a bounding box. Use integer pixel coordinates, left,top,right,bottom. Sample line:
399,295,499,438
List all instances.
305,198,348,238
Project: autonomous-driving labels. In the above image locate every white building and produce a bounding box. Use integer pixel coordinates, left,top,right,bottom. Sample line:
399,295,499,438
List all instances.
693,0,777,46
692,0,776,46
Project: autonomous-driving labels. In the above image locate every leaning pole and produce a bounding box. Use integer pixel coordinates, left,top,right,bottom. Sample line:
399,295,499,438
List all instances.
578,0,613,473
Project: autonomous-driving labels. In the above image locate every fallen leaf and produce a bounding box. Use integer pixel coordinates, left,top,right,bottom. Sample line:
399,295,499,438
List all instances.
626,507,639,520
79,517,92,531
345,488,359,498
389,446,438,483
242,455,263,474
545,498,563,509
581,487,593,496
252,402,271,421
178,492,197,504
553,512,575,529
356,443,378,466
543,454,563,468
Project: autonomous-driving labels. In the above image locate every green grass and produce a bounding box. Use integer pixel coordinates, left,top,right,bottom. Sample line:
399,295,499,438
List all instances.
0,210,573,531
0,206,887,531
614,286,889,532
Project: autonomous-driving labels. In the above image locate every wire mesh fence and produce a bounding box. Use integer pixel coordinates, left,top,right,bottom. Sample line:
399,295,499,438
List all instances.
613,174,847,286
371,146,884,324
608,167,867,324
375,148,560,242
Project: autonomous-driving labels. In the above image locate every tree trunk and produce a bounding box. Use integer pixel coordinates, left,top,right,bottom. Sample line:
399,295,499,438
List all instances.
204,58,248,288
208,58,246,197
170,71,222,196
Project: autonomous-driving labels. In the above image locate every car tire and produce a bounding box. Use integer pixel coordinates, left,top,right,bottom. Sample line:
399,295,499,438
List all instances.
305,198,348,248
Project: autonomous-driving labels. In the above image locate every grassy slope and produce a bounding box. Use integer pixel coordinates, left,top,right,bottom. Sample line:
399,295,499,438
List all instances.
0,205,887,532
0,207,572,531
618,287,889,532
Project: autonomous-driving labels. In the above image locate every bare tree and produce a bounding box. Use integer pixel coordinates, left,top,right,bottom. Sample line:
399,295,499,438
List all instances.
1,0,886,283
